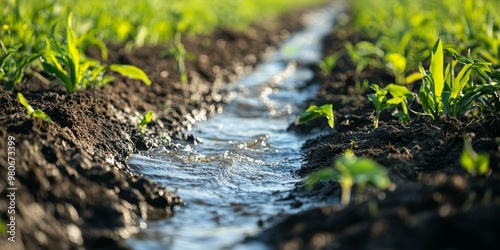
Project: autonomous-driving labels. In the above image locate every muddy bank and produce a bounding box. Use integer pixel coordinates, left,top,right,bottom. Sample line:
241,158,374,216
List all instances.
253,20,500,250
0,8,311,249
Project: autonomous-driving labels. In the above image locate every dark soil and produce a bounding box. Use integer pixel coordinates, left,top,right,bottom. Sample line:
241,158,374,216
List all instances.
252,21,500,250
0,8,310,249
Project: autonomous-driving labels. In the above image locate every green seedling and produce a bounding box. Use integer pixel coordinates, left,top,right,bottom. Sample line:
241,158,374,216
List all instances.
41,13,151,93
139,110,154,134
174,32,188,84
384,52,423,86
345,41,385,93
445,48,500,114
298,104,334,129
306,149,391,205
160,32,195,84
319,51,343,76
418,38,445,121
460,133,489,176
0,41,39,90
17,93,53,122
367,83,413,128
419,39,499,120
385,83,414,123
385,52,407,86
354,79,370,94
345,41,384,74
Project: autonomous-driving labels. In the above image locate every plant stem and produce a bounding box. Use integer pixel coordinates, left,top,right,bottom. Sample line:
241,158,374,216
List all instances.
374,110,380,128
340,179,353,206
401,101,410,121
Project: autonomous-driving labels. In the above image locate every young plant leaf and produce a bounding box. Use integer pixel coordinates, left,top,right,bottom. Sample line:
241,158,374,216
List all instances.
385,52,407,85
298,104,334,128
109,64,152,86
404,72,422,85
32,109,54,122
367,83,401,128
319,51,343,75
450,63,472,100
67,12,81,90
430,38,444,98
139,110,154,133
385,84,413,100
17,92,35,116
306,168,338,190
306,149,391,205
17,93,53,122
460,133,489,175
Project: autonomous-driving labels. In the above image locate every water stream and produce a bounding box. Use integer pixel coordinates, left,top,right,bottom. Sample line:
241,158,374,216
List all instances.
127,5,343,249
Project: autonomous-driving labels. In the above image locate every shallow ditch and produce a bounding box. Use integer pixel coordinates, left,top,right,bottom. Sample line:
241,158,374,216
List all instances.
127,5,345,249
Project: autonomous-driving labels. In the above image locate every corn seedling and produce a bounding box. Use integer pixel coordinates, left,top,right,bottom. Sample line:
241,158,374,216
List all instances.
355,79,370,94
385,83,414,123
345,41,384,74
159,30,196,84
384,52,422,86
139,110,154,134
17,93,53,122
419,39,500,121
460,133,489,176
0,41,39,90
367,83,411,128
298,104,334,129
319,51,343,76
345,41,384,93
385,53,407,86
306,149,391,205
418,39,445,121
173,32,189,84
41,13,151,93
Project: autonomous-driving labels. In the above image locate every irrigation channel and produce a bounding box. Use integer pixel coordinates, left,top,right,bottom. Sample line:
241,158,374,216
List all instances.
127,5,344,250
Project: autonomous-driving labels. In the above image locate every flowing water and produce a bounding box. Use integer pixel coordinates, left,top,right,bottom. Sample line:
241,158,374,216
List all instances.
127,5,344,250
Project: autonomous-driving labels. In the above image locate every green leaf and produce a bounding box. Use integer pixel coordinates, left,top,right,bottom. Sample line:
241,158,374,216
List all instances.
450,63,472,100
430,39,444,98
335,149,390,189
385,52,406,74
347,159,390,189
67,12,81,90
298,104,334,128
386,96,406,106
305,149,391,206
404,72,422,84
17,92,34,116
386,83,413,99
460,133,490,175
33,109,53,122
109,64,152,86
17,93,53,122
319,51,343,75
306,168,338,190
40,57,72,90
139,110,154,132
419,63,439,121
